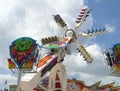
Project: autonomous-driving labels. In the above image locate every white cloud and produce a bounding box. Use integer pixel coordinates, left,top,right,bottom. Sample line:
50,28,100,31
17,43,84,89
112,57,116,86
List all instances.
105,24,116,33
46,0,84,13
0,0,16,23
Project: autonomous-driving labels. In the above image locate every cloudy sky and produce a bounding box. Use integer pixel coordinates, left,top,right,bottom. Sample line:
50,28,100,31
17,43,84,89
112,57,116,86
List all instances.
0,0,120,89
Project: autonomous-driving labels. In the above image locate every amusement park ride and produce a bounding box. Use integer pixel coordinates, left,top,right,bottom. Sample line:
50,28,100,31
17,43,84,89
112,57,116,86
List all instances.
104,43,120,77
8,7,108,91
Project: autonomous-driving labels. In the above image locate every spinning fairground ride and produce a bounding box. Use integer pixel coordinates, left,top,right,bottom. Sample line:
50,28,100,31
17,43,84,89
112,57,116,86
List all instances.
8,7,107,91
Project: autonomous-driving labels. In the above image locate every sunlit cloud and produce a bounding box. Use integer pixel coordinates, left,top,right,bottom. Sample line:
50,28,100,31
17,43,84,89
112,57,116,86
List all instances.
105,24,116,33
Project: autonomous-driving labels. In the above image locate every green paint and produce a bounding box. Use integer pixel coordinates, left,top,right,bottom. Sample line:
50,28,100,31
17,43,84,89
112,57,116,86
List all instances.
116,44,120,54
41,63,56,77
46,44,59,49
14,38,33,52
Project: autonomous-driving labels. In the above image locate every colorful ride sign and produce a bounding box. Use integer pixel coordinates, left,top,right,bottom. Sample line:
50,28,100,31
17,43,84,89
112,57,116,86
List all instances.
9,37,38,68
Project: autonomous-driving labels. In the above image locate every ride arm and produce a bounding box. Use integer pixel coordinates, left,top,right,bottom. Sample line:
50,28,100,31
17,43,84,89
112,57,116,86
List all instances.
53,14,68,31
75,40,93,63
74,8,91,31
77,28,107,38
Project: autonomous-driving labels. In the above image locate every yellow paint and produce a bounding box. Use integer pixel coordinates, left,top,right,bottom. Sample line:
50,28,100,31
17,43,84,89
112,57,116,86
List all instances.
9,85,17,91
114,64,120,71
8,61,16,69
23,60,34,68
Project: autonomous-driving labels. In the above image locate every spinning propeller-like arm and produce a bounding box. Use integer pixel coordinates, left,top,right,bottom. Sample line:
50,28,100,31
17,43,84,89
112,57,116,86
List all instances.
53,14,68,31
77,28,107,38
75,40,93,63
74,8,91,31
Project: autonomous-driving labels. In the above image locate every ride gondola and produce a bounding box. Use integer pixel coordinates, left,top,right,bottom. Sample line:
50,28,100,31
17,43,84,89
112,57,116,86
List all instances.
104,43,120,76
